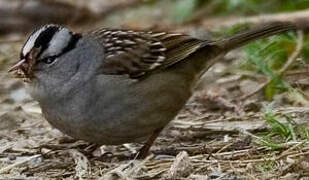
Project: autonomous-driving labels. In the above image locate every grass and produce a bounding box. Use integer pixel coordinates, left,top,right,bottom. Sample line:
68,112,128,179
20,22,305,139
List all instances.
243,33,297,99
256,105,309,150
214,25,304,100
255,158,277,173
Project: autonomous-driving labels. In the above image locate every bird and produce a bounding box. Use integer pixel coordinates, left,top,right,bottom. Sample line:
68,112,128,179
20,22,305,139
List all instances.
8,22,295,158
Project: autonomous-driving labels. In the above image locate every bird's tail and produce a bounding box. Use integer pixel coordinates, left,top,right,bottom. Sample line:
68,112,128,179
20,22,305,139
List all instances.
215,22,296,51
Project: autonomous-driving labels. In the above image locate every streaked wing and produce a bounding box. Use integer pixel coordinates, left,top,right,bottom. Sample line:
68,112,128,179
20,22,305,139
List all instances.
88,29,206,78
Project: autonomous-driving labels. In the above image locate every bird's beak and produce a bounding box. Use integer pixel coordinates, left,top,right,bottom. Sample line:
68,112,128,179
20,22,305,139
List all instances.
8,58,29,80
8,59,26,73
9,48,40,80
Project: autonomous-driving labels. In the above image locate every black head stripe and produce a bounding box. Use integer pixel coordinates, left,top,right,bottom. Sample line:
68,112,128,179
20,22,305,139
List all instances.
34,26,60,57
60,33,82,56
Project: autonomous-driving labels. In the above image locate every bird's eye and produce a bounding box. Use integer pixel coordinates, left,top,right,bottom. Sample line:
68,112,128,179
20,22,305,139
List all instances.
41,56,56,64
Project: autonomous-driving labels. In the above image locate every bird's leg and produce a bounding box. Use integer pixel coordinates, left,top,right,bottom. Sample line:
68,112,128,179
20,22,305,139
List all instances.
136,127,163,159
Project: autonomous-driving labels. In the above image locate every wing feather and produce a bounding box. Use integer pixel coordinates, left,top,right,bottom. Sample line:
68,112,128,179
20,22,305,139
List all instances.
88,29,205,78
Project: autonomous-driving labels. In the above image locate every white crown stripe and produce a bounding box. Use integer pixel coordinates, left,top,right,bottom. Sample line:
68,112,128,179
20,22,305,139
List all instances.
22,26,48,56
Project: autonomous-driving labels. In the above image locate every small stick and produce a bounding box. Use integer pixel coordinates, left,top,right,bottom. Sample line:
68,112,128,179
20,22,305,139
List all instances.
280,30,304,73
0,154,41,174
203,9,309,29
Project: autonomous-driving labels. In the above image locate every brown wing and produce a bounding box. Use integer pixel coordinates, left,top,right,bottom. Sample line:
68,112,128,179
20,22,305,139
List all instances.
88,28,206,78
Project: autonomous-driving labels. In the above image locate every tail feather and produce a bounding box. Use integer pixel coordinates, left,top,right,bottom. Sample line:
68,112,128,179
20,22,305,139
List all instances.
215,22,296,51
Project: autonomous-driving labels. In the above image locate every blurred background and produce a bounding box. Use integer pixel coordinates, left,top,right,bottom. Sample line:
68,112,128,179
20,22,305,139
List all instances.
2,0,309,179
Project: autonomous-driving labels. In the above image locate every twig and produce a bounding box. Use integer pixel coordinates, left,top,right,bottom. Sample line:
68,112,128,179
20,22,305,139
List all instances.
277,141,306,159
0,154,41,174
276,106,309,113
198,147,309,164
216,143,234,154
240,130,271,146
287,150,309,158
285,69,309,76
240,78,271,100
100,155,153,180
69,149,90,179
280,30,304,73
203,9,309,29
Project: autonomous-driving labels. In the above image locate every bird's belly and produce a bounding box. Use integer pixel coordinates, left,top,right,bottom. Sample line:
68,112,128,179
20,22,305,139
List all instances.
42,73,194,145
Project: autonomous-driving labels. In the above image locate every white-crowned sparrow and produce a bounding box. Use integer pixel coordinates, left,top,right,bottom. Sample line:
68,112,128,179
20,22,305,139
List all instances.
9,22,295,158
